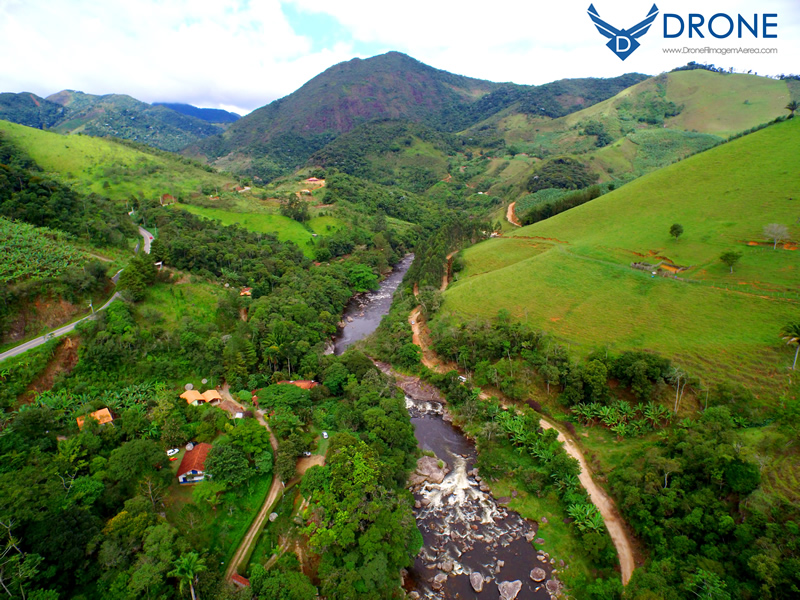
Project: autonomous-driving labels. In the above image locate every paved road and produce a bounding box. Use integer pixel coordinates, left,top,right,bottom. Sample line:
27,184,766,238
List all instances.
138,226,154,254
0,292,122,363
1,225,153,362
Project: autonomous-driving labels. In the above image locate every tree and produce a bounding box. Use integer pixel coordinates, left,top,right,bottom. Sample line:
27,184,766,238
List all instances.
786,100,799,118
279,195,310,222
683,568,731,600
781,321,800,370
670,223,684,240
169,552,207,600
192,481,224,510
763,223,789,250
719,251,742,273
203,445,253,489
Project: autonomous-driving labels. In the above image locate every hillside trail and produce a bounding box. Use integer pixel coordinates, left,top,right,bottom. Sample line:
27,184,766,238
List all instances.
221,384,284,581
408,259,636,584
507,202,522,227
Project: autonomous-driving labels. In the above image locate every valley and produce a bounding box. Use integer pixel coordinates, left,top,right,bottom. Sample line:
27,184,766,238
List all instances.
1,49,799,600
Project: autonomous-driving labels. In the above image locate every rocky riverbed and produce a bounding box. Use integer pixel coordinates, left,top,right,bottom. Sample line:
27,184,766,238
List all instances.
398,375,563,600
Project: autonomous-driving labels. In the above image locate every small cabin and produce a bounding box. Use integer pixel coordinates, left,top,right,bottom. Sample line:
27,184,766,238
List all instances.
177,442,212,484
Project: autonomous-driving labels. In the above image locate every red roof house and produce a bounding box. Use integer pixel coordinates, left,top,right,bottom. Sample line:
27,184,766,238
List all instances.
277,380,319,390
177,442,212,484
76,408,114,429
231,574,250,587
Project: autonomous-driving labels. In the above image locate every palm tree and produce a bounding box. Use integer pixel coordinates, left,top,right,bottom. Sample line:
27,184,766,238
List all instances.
781,321,800,370
786,100,799,118
169,552,207,600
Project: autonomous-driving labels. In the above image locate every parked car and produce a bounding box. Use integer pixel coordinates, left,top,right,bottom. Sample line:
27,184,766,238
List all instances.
303,451,312,457
458,375,467,383
322,431,329,439
166,448,180,457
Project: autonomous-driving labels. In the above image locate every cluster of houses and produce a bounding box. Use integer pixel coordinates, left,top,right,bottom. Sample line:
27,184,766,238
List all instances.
76,381,319,488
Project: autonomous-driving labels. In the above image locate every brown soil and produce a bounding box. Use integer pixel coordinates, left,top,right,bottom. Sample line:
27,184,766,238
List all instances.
506,202,522,227
19,337,80,404
295,454,325,476
3,297,82,344
513,235,569,244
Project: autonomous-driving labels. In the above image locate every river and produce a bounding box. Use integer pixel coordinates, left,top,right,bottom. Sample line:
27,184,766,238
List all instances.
334,257,555,600
334,253,415,355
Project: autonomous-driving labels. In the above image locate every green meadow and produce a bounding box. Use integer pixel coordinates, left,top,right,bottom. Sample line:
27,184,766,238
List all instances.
173,204,343,257
0,119,235,201
445,117,800,396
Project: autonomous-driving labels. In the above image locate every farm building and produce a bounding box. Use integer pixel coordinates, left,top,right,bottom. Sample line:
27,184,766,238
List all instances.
177,442,212,484
76,408,114,430
180,389,223,406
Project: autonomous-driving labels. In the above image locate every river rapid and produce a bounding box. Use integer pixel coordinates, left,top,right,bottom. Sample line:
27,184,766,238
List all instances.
334,257,557,600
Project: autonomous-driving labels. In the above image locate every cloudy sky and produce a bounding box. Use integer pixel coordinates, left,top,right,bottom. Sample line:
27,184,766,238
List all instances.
1,0,798,115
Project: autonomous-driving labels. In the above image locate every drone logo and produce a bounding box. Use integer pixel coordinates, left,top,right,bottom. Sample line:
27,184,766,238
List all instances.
587,4,659,61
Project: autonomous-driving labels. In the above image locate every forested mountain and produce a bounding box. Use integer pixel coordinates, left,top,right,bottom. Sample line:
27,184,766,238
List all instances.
190,51,648,182
152,103,241,124
0,90,226,152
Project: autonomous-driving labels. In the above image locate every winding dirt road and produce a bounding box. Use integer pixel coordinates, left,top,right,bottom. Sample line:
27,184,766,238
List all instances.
408,262,636,584
507,202,522,227
221,386,285,581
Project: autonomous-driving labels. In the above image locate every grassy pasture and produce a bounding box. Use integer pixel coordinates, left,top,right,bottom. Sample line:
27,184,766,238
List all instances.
173,204,343,257
0,119,235,202
444,118,800,397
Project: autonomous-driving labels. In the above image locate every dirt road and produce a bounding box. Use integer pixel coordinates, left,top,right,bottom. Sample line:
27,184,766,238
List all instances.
407,310,637,584
221,386,283,581
507,202,521,227
538,420,635,584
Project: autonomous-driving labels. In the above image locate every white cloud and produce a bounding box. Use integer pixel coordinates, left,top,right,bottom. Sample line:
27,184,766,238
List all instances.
288,0,800,83
0,0,355,113
0,0,797,114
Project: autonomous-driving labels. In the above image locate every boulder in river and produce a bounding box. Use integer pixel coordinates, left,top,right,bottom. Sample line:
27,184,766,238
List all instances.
470,572,484,593
530,568,546,582
414,456,447,484
545,579,561,594
441,560,454,573
432,573,448,591
498,580,523,600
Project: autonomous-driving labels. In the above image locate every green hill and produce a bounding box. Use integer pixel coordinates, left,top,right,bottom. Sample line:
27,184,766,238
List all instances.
468,70,795,201
0,90,225,152
443,117,800,397
0,119,237,202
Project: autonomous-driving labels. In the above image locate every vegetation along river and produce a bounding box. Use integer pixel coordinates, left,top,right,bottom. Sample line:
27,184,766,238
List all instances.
335,257,555,600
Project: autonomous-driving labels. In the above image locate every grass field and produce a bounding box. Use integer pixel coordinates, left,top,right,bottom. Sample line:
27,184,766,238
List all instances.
471,70,791,186
444,117,800,397
173,204,343,257
0,119,236,202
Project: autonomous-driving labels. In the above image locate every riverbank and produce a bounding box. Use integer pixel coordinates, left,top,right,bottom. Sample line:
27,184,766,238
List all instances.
376,362,558,600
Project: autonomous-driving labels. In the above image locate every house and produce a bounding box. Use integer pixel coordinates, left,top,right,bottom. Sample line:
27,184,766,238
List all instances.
239,287,252,297
180,389,223,406
277,380,319,390
201,389,222,404
76,408,114,430
304,177,325,186
180,390,204,405
160,194,176,206
231,574,250,588
177,442,212,484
